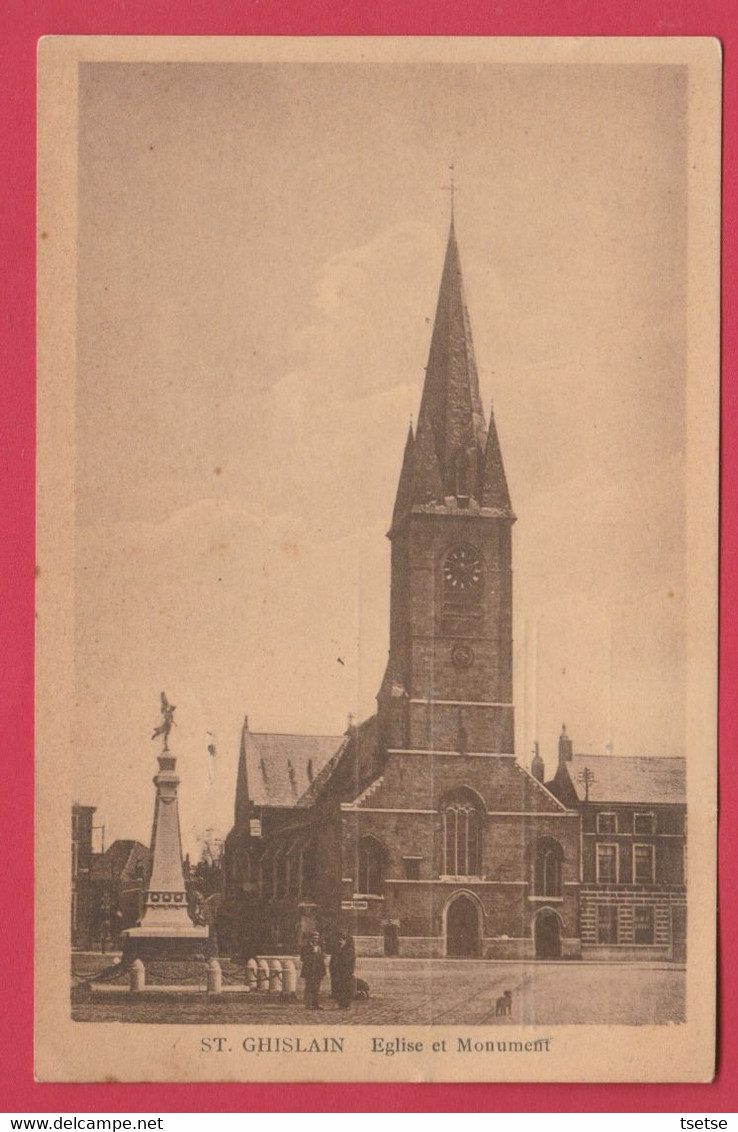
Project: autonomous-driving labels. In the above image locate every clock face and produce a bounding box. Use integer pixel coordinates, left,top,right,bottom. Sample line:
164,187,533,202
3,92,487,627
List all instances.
443,544,484,594
452,644,475,668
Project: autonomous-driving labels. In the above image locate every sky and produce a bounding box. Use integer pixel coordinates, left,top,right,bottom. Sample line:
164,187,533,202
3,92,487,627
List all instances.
73,60,688,855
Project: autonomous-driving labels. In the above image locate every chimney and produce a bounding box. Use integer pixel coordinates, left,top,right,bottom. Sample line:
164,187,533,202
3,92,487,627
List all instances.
531,741,545,783
559,723,573,766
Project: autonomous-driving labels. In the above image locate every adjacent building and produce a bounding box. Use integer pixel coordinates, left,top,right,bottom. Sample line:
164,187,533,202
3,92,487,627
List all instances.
71,806,152,951
71,803,96,949
545,733,686,960
89,839,152,946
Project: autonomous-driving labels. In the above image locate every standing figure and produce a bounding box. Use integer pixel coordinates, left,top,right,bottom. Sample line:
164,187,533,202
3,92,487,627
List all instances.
151,692,176,752
299,931,326,1010
329,930,356,1009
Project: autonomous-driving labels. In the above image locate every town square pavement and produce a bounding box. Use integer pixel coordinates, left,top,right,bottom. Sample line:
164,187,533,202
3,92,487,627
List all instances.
72,955,684,1026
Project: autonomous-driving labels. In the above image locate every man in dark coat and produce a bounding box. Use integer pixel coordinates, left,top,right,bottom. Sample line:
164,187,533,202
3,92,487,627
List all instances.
299,931,327,1010
329,930,356,1009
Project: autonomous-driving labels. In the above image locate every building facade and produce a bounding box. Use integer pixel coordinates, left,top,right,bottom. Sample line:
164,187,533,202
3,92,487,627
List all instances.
71,803,96,949
223,216,686,963
72,826,152,952
545,737,687,960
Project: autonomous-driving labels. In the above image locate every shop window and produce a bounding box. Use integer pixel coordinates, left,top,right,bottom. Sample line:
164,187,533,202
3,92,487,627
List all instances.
633,905,655,944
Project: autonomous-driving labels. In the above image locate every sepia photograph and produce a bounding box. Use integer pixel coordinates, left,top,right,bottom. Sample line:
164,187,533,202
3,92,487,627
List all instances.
35,36,720,1083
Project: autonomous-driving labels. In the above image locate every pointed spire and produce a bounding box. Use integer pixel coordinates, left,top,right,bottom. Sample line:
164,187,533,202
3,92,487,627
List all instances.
391,423,415,529
234,714,251,824
416,219,488,495
531,741,545,784
480,400,513,514
389,206,514,525
411,409,443,503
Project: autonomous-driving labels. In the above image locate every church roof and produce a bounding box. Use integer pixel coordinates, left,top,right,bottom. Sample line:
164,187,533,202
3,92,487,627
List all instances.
238,729,345,809
390,218,513,529
565,754,686,805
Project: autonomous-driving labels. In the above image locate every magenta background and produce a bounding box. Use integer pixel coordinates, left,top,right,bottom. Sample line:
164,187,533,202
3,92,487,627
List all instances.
1,1,733,1112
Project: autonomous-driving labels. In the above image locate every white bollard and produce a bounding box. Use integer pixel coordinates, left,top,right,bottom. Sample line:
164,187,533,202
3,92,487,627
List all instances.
245,959,258,990
130,958,145,992
269,959,283,995
257,958,270,992
206,957,222,995
282,958,297,997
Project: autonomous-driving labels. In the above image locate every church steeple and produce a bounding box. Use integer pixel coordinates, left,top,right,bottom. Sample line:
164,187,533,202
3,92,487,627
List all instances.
379,210,516,757
390,219,513,530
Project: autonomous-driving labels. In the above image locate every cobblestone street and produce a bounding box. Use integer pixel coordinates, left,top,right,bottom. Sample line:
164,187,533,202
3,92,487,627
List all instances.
72,955,685,1026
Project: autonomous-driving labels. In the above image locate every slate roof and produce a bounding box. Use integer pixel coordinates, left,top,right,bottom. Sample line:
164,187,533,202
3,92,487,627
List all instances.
566,754,686,805
295,734,351,808
242,732,345,808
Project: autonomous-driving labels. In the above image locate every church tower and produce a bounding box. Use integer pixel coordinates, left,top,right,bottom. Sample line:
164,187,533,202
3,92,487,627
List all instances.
377,215,515,755
225,206,583,965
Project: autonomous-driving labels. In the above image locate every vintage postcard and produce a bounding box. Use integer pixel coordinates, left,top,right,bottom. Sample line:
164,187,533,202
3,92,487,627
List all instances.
36,36,720,1082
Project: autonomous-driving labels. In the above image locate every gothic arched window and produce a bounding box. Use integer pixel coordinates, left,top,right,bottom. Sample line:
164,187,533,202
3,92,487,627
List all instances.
358,836,385,895
273,851,288,899
287,847,300,897
235,847,251,890
442,790,482,877
533,837,564,897
300,846,316,898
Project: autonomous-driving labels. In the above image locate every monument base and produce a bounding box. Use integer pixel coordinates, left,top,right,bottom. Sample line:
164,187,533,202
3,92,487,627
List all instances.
121,924,213,966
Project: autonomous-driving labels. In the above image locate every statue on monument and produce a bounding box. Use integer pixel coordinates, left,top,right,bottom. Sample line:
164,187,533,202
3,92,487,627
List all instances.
151,691,176,751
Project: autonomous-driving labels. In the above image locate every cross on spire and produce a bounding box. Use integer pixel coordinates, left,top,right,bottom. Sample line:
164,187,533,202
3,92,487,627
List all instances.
441,162,456,219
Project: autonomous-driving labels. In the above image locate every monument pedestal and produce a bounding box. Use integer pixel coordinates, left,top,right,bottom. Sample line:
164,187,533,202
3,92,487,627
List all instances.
123,909,211,964
121,928,211,966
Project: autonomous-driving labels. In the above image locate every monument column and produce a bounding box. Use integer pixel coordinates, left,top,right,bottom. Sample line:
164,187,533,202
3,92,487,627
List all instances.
123,694,210,961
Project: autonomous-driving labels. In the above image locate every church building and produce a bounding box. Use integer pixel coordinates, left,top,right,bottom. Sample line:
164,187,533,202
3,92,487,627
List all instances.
223,215,684,962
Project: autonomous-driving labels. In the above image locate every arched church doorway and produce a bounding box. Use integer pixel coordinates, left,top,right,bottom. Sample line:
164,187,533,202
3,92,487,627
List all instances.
446,893,481,958
534,908,562,959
